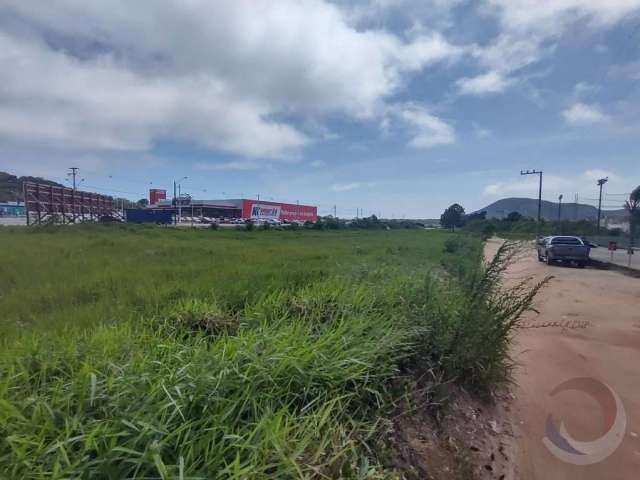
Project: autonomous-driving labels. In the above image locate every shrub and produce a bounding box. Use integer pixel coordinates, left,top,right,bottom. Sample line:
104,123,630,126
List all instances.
481,223,496,240
245,219,255,231
413,241,550,391
163,298,239,337
209,222,219,230
443,236,464,254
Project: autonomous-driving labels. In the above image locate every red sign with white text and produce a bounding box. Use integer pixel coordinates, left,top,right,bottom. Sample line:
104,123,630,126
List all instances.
241,200,317,222
149,189,167,205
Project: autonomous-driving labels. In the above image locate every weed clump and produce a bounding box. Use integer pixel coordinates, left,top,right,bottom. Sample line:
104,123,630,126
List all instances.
413,241,550,391
164,298,239,337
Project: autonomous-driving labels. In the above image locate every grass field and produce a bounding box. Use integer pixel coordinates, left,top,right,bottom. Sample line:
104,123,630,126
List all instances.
0,225,532,478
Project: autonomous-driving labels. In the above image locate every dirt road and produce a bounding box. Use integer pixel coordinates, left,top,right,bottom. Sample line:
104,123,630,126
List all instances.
485,239,640,480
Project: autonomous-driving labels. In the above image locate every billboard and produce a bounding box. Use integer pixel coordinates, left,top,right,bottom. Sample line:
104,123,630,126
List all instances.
23,182,117,225
149,189,166,205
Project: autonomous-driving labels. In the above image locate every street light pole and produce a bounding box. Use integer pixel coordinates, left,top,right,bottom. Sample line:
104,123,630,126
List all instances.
558,194,563,221
596,177,608,234
520,169,543,237
69,167,79,222
173,176,188,225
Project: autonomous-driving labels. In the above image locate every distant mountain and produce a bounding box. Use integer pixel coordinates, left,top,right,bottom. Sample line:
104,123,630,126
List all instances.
0,171,64,203
475,197,627,222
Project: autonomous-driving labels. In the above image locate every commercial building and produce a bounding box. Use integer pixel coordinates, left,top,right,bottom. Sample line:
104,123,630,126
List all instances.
153,197,317,222
0,201,26,216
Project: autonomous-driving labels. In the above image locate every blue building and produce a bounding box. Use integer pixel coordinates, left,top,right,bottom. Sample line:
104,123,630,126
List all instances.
0,201,26,216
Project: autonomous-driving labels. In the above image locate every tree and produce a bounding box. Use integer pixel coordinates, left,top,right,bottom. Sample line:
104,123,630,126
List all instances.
625,185,640,251
506,211,523,222
137,198,149,207
465,210,487,222
440,203,465,231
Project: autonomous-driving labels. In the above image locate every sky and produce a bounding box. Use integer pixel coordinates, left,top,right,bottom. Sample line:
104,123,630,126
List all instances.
1,0,639,218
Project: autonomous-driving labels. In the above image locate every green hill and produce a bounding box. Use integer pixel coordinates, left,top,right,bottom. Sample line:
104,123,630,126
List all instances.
0,171,64,203
476,197,627,222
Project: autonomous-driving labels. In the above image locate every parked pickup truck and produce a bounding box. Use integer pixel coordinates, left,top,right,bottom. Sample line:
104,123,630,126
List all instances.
536,236,591,268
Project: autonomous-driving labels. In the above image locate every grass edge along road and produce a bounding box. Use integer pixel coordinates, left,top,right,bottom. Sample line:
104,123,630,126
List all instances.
0,226,545,478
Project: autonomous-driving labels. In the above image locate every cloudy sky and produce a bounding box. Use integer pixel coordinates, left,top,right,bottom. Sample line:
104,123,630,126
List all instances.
1,0,639,217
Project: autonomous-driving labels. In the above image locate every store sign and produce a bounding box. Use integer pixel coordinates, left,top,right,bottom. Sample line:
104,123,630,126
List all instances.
250,203,281,220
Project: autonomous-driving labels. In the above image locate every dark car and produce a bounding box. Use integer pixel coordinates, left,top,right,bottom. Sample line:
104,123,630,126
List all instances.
536,236,591,268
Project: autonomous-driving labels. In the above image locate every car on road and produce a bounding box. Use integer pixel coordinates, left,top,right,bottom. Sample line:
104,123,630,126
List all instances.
536,236,591,267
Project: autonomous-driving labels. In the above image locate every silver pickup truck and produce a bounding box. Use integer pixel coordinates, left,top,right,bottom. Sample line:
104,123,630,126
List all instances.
536,236,591,268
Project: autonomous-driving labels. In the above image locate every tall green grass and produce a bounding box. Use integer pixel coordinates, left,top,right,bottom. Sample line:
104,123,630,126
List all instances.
0,225,447,335
0,226,543,478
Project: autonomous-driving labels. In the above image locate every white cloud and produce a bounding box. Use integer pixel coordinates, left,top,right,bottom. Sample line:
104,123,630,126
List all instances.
582,169,619,182
457,71,512,95
194,161,263,171
310,160,327,168
392,104,456,148
574,81,599,97
473,124,492,138
330,181,378,192
483,174,573,197
0,1,463,161
466,1,640,95
483,169,630,201
487,0,640,33
562,103,609,126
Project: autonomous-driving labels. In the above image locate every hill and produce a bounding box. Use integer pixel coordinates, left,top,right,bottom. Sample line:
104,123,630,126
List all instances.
475,197,627,222
0,171,64,203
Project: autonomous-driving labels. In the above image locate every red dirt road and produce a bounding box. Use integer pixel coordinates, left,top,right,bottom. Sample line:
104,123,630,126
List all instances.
486,239,640,480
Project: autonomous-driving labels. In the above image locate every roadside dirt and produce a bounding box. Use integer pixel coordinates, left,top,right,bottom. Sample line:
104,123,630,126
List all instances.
485,238,640,479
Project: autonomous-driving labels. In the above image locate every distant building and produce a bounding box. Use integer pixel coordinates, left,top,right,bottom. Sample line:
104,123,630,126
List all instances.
0,201,25,216
604,218,630,233
153,196,317,222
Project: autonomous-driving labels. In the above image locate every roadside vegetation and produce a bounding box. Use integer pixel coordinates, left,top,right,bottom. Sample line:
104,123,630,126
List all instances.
0,226,544,478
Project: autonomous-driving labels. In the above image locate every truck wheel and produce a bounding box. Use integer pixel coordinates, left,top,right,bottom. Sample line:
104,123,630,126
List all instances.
545,256,554,266
538,254,544,262
577,261,586,269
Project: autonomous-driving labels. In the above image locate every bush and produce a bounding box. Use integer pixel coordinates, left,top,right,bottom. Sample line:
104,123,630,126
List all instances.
209,222,219,230
245,219,255,231
481,223,496,240
443,237,464,253
162,298,238,337
413,241,550,391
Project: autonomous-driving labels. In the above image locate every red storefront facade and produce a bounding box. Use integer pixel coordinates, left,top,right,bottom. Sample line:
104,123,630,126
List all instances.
241,200,317,222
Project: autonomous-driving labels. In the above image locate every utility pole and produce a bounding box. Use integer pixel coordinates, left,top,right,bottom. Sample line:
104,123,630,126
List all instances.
558,194,563,234
596,177,608,234
558,194,563,221
333,205,337,218
173,176,187,225
69,167,79,222
69,167,79,191
520,169,543,237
